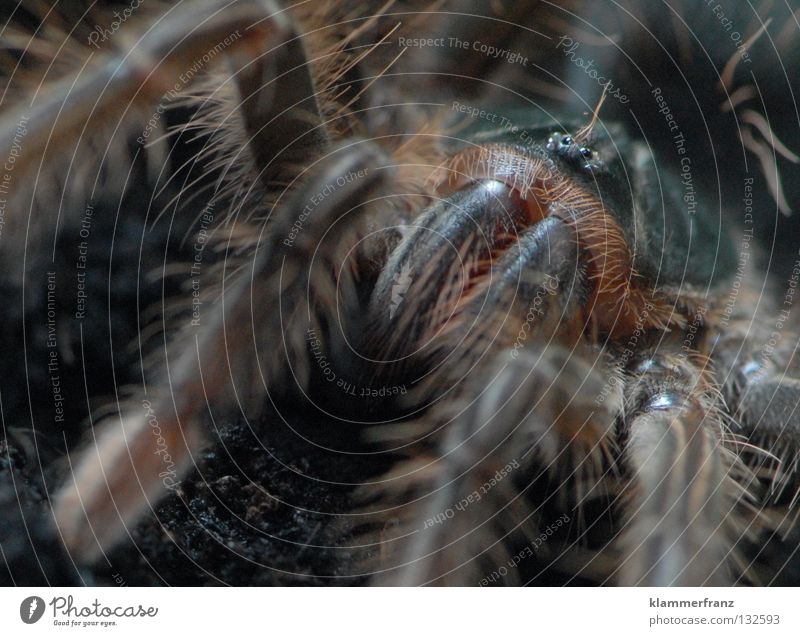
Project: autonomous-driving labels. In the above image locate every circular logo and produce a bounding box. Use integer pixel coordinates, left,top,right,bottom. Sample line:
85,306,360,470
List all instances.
20,596,45,624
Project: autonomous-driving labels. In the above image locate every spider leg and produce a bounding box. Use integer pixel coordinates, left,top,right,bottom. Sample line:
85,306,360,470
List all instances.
53,141,391,561
0,0,315,178
734,372,800,475
711,311,800,521
235,11,328,184
363,207,620,584
370,343,619,586
616,346,751,586
734,370,800,512
37,0,364,564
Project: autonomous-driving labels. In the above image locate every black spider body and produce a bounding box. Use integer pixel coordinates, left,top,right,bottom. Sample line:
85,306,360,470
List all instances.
1,0,800,587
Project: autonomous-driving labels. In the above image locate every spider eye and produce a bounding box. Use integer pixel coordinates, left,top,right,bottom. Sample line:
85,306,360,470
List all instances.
545,133,561,150
561,136,573,146
580,147,593,158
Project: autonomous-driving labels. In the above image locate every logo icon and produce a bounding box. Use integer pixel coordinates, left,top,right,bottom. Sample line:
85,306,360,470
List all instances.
20,596,45,624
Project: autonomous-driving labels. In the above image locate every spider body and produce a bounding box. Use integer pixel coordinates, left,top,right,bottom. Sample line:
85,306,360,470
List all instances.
1,0,800,587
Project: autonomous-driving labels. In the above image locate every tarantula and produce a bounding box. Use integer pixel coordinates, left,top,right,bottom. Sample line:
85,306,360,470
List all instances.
2,0,800,586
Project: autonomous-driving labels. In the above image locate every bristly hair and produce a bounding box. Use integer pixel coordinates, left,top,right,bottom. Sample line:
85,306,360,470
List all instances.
353,342,623,585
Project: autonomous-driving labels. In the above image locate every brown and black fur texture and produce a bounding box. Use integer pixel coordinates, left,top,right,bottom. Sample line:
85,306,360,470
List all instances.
1,0,800,586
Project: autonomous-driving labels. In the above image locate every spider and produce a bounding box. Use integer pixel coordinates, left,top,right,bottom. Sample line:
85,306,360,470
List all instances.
2,0,800,586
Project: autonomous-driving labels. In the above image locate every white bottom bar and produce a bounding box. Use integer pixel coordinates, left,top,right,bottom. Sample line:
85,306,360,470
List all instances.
3,587,799,635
